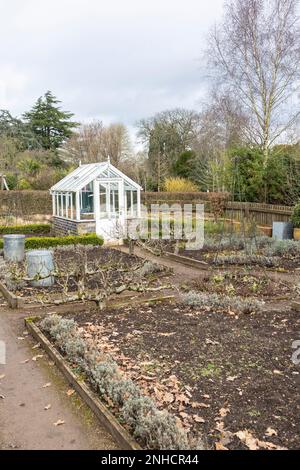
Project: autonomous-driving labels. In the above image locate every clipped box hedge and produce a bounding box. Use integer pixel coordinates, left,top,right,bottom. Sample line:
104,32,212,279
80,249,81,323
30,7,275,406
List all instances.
0,234,104,250
0,223,51,235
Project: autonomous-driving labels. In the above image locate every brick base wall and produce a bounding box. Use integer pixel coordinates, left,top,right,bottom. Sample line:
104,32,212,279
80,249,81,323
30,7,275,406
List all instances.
52,217,96,236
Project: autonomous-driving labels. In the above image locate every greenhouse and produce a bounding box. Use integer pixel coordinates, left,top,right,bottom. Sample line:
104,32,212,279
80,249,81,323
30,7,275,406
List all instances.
50,161,142,242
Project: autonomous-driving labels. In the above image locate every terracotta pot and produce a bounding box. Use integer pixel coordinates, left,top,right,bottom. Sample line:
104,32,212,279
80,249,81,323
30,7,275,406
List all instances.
293,227,300,241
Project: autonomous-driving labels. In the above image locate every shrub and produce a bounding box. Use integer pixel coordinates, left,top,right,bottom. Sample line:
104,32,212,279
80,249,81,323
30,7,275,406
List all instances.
163,177,199,193
0,223,51,235
213,254,278,267
0,234,103,250
264,239,300,257
181,291,264,314
25,234,104,249
291,203,300,228
203,235,246,251
39,315,197,450
123,399,190,450
26,234,100,249
136,261,161,277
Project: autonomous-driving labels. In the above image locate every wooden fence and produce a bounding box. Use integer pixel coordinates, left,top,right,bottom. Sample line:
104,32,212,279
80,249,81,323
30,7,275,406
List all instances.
0,191,294,228
224,201,293,227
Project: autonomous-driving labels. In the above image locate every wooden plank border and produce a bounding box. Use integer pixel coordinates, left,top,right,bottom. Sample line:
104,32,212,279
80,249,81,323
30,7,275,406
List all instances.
25,318,141,451
165,252,208,270
291,301,300,312
0,280,24,309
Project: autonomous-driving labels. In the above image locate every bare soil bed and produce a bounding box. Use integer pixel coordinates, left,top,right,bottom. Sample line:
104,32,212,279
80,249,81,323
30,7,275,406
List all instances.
62,301,300,450
181,249,300,270
139,237,300,270
186,270,298,301
12,247,171,303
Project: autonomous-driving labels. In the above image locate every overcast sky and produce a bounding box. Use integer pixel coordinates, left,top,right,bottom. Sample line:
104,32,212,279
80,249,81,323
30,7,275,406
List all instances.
0,0,224,131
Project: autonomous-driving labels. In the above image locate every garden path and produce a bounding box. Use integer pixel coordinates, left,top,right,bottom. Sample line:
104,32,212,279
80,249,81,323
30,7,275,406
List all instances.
0,304,118,450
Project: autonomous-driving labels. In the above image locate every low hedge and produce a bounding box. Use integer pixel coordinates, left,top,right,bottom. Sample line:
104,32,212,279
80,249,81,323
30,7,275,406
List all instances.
0,234,104,250
0,223,51,235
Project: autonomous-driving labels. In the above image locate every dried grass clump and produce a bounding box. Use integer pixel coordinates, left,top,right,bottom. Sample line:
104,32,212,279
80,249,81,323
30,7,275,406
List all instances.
39,315,198,450
181,291,263,314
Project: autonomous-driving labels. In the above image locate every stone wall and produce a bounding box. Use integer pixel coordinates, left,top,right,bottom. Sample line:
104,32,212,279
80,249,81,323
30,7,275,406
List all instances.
52,217,96,236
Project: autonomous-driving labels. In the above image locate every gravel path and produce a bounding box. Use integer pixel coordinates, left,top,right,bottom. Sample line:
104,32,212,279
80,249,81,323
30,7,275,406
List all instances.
0,303,118,450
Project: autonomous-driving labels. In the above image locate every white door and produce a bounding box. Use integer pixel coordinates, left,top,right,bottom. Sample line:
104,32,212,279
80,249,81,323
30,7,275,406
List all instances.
94,178,125,243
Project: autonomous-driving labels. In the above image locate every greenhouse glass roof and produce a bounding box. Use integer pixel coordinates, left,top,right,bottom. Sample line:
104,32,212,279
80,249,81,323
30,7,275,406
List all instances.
50,162,142,192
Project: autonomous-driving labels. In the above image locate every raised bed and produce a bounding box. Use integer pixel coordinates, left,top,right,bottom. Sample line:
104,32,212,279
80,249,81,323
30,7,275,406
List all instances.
61,300,299,450
165,252,208,270
0,280,24,308
25,318,141,450
1,246,173,308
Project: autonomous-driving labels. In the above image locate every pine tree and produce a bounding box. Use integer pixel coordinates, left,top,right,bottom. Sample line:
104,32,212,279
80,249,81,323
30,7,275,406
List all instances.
23,91,78,149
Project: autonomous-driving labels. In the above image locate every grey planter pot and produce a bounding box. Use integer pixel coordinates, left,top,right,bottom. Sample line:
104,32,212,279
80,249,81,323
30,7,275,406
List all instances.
272,221,293,240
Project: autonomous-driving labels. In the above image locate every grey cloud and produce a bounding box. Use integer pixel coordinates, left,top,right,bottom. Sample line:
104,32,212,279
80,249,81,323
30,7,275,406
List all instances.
0,0,224,127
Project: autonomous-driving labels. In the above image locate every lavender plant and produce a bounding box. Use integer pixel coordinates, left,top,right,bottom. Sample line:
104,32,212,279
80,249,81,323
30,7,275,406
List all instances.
181,291,264,314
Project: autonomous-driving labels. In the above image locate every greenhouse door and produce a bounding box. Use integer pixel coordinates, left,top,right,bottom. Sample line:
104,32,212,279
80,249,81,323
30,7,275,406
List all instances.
94,178,125,243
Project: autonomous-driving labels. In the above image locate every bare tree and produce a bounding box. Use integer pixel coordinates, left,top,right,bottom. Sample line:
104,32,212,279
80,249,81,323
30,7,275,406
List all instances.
62,121,104,164
101,123,132,166
208,0,300,164
62,121,132,166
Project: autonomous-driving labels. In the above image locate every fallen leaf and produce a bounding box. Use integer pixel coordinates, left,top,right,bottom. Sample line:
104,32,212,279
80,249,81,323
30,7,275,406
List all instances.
215,442,229,451
265,427,278,437
42,382,51,388
205,338,220,345
44,404,52,410
219,407,230,417
179,412,189,419
199,402,210,408
226,375,238,382
258,441,287,450
32,343,40,350
54,420,65,426
66,389,75,397
193,415,205,423
158,332,176,337
32,355,44,362
163,392,174,403
235,430,259,450
175,393,190,405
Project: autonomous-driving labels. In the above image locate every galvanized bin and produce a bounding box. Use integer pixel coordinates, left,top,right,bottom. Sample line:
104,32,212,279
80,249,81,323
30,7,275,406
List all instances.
26,250,55,287
3,234,25,262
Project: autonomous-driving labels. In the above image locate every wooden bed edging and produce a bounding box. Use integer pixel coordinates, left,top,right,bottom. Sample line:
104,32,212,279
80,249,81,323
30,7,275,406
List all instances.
0,280,24,309
291,301,300,312
165,252,209,270
25,318,142,451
